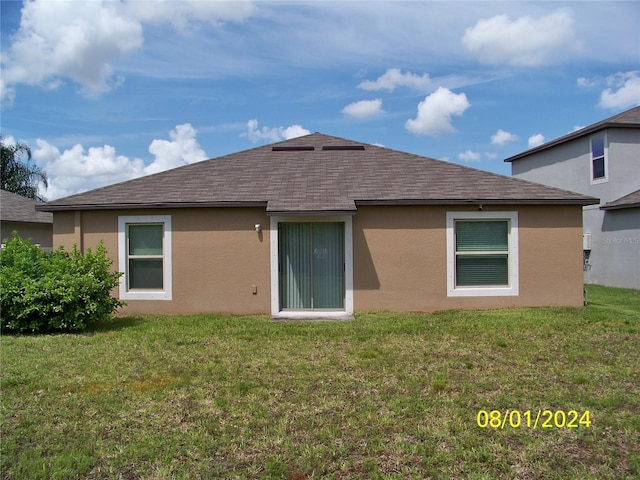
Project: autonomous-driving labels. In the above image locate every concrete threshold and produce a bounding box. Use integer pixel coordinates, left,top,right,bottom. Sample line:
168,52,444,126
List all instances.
270,314,355,322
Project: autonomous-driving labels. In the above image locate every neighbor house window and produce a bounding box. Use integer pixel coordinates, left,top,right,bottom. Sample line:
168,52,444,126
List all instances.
446,211,519,297
590,134,607,183
118,215,172,300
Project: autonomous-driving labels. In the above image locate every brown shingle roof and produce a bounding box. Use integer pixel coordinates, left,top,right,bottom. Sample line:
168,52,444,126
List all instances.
38,133,598,213
505,105,640,163
1,189,53,224
601,189,640,210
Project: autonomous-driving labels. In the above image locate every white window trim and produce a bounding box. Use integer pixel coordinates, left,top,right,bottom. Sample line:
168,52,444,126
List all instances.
270,216,353,318
589,133,608,185
446,211,519,297
118,215,172,301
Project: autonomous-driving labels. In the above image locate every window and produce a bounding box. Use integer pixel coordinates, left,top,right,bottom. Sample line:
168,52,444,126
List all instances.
446,212,519,297
590,134,607,183
118,215,172,300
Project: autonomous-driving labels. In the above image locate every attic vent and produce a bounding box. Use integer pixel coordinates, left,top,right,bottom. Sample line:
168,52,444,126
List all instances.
272,146,315,151
322,145,365,151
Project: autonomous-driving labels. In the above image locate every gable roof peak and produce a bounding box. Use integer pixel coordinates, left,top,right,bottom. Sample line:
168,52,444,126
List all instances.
506,105,640,162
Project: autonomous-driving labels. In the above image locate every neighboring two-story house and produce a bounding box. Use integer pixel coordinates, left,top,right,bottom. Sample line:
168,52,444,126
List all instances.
506,106,640,290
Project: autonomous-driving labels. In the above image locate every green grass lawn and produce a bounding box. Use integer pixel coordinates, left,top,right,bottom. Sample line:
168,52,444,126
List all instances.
1,285,639,479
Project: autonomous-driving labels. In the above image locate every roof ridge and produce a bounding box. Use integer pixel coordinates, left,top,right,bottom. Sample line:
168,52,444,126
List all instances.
38,133,599,212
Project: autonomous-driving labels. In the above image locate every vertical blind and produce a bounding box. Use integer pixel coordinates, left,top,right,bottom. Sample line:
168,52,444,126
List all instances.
280,223,313,309
312,223,345,309
279,223,344,310
455,220,509,286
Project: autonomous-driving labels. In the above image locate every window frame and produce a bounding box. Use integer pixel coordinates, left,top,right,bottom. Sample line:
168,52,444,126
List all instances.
118,215,172,300
590,133,608,184
446,211,519,297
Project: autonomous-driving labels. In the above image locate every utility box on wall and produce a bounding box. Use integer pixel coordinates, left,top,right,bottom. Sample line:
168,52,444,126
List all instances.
583,233,592,250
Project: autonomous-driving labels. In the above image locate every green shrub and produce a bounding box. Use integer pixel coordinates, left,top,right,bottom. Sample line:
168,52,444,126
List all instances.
1,234,125,333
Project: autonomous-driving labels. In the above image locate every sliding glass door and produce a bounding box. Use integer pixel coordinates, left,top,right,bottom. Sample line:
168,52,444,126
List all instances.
279,222,345,310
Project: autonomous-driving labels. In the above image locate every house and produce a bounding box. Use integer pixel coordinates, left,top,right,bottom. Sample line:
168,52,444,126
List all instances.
37,133,598,318
1,189,53,250
506,106,640,290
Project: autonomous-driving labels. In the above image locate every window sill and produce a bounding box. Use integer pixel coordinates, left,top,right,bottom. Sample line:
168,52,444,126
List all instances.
447,286,519,297
120,290,172,301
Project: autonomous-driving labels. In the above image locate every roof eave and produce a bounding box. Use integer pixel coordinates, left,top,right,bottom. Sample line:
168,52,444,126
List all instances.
504,122,640,163
36,201,269,212
266,210,357,217
1,218,53,225
600,202,640,211
37,197,600,213
355,198,600,207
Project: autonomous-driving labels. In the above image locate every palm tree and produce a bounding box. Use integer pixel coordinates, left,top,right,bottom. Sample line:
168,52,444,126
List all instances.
1,137,48,201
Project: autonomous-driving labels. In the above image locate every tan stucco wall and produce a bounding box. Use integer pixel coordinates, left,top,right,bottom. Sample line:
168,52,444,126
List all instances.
53,208,271,316
353,205,584,311
52,211,84,250
1,221,53,249
52,204,585,316
352,206,446,311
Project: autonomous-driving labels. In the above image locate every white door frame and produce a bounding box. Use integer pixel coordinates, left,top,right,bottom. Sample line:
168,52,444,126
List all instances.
270,215,353,319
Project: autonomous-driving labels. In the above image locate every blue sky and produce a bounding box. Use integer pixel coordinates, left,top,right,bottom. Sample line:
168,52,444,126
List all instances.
1,0,639,200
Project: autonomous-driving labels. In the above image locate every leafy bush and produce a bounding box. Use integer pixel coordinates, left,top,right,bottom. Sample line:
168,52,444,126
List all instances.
1,234,125,333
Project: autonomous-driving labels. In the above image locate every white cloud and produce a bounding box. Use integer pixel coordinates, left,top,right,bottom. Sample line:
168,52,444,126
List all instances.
342,99,384,119
33,142,144,200
358,68,431,91
528,134,545,148
2,136,18,148
124,0,255,32
32,124,207,199
243,119,310,143
1,0,143,99
281,125,311,140
458,150,481,162
0,81,16,108
0,0,255,101
598,71,640,110
462,9,579,66
491,129,518,146
405,87,470,137
577,77,596,88
145,124,208,175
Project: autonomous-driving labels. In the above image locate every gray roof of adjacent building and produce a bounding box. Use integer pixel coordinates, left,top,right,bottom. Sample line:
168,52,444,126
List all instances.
38,133,599,214
601,189,640,210
505,105,640,163
1,189,53,224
